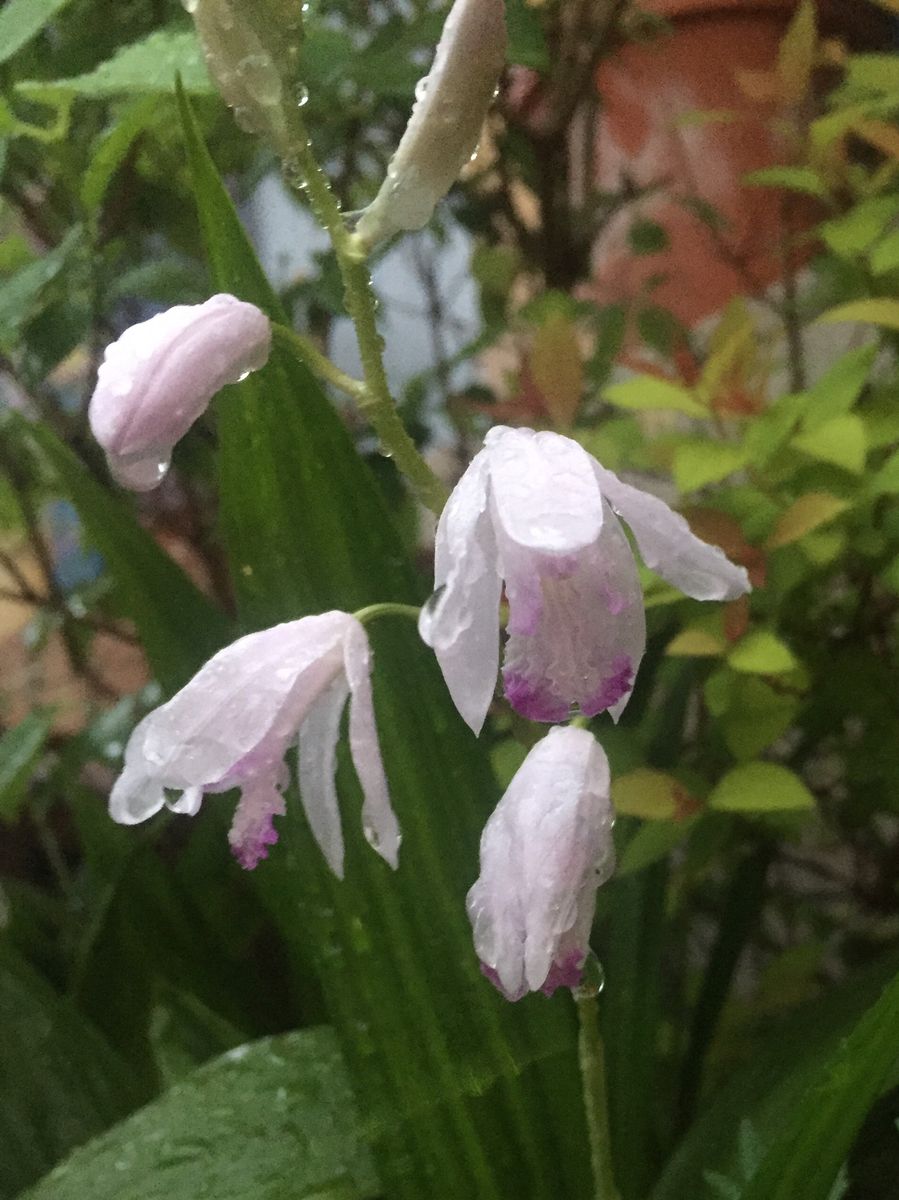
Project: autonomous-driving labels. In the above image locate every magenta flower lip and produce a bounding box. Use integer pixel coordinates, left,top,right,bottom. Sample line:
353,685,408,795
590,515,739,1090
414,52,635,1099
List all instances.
420,426,751,734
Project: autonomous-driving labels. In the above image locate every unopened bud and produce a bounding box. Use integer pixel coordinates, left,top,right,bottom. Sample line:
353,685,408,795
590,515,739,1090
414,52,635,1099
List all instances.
89,295,271,490
355,0,507,248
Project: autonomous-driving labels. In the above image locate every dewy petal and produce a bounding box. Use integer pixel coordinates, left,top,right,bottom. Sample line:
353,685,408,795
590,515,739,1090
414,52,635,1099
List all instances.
228,775,287,870
419,449,502,735
485,427,604,554
130,613,350,798
298,675,351,878
467,727,615,1002
89,294,271,491
343,620,401,870
355,0,507,246
593,462,751,601
501,502,646,723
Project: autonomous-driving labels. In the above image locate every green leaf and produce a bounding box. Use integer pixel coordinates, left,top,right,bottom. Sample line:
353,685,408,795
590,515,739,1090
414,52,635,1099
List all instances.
817,298,899,331
803,345,876,431
628,219,669,255
617,817,698,876
674,442,749,492
737,967,899,1200
0,711,53,820
820,196,899,258
869,228,899,275
728,630,798,675
80,98,159,216
744,166,830,200
0,944,142,1200
653,951,899,1200
766,493,850,549
612,769,685,820
721,679,798,760
866,447,899,496
22,1029,379,1200
708,762,814,813
0,228,81,355
17,30,212,103
792,414,866,474
0,0,73,66
178,85,589,1199
603,376,707,417
506,0,550,71
11,415,229,692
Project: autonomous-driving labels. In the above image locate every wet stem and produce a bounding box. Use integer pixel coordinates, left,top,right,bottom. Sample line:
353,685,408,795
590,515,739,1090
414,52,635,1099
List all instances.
276,110,448,516
576,990,622,1200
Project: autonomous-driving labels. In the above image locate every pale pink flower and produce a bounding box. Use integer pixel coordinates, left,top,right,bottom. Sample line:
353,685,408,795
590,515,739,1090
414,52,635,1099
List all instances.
420,426,750,733
89,294,271,491
467,726,615,1001
355,0,507,247
109,612,399,875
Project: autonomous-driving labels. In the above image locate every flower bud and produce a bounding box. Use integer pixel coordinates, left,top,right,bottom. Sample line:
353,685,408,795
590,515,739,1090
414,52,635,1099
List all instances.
89,294,271,490
184,0,303,143
355,0,507,248
467,726,615,1001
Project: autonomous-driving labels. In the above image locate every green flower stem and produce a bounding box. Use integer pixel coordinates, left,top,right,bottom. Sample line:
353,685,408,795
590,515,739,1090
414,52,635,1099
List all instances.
354,601,422,625
272,323,367,400
275,113,449,516
576,989,622,1200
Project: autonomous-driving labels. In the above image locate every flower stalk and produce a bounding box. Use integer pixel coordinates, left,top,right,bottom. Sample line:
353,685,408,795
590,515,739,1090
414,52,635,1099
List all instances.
576,988,622,1200
277,107,449,515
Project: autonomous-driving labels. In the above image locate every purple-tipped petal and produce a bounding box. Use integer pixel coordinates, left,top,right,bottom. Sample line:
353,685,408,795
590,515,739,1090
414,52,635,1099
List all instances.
343,620,401,870
467,726,615,1001
89,294,270,491
419,449,502,734
593,462,751,601
500,504,646,723
228,776,286,870
485,426,604,554
298,675,351,878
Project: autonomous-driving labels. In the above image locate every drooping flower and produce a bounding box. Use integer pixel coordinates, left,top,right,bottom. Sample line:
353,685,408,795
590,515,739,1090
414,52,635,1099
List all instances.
109,611,399,876
355,0,507,248
420,425,750,733
467,725,615,1001
89,294,271,491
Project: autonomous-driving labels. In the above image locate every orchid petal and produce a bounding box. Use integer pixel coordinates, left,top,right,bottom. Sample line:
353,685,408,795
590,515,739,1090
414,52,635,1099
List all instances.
228,775,287,870
501,503,645,722
138,612,349,792
594,463,751,601
298,675,351,878
343,620,400,870
485,426,604,554
419,450,501,734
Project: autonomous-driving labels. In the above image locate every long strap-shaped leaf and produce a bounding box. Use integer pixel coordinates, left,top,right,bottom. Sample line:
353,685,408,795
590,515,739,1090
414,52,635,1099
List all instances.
8,415,229,694
737,965,899,1200
177,85,591,1199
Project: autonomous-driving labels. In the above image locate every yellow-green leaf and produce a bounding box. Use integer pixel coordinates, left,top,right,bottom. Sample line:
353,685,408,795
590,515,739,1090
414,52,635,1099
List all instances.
766,492,850,549
666,628,726,657
531,313,583,428
728,630,798,674
603,375,707,418
792,414,866,473
817,298,899,331
612,769,686,820
777,0,816,104
709,762,815,813
674,442,749,492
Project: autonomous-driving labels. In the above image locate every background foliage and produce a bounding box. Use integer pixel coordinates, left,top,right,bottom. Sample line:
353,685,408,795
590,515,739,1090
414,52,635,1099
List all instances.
1,1,899,1198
